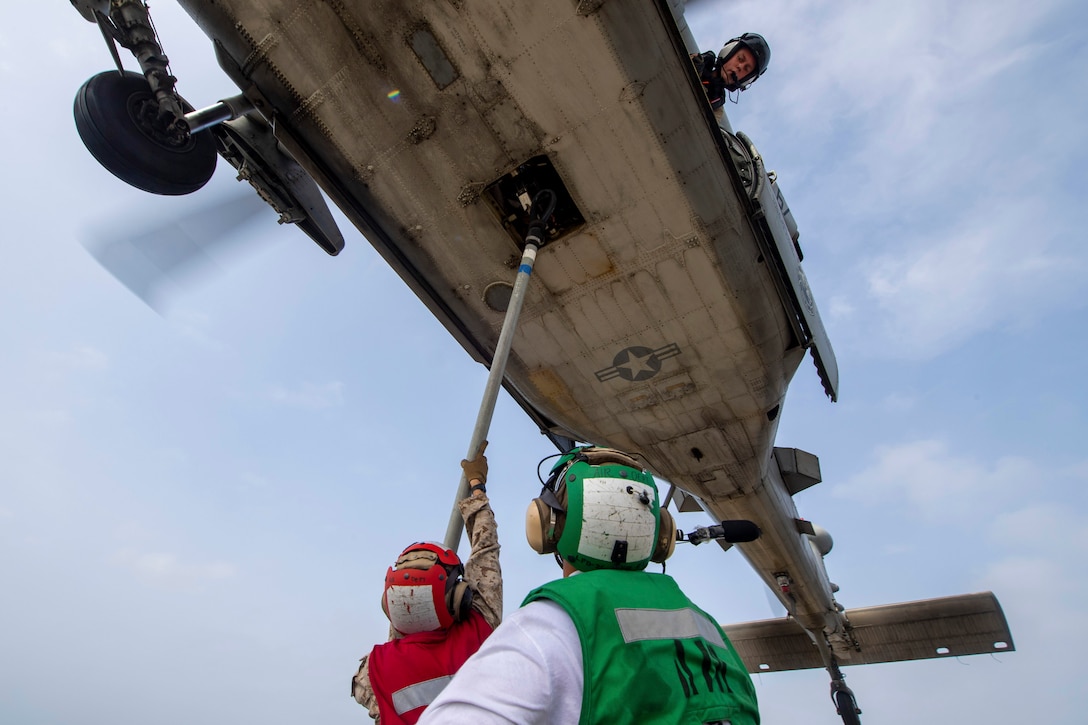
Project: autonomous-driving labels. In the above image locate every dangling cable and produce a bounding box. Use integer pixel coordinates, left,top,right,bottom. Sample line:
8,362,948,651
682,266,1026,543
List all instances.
526,189,557,247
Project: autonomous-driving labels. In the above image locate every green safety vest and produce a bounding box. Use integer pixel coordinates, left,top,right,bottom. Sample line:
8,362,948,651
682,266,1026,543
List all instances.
524,570,759,725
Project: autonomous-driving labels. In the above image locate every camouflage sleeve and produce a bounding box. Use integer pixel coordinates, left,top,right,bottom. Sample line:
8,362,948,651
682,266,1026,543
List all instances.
351,654,382,721
459,493,502,629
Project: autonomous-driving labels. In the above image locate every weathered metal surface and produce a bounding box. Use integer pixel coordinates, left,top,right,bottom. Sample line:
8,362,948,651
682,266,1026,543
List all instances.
175,0,841,635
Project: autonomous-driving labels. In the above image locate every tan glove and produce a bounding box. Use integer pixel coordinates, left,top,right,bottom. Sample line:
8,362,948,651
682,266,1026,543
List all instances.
461,440,489,484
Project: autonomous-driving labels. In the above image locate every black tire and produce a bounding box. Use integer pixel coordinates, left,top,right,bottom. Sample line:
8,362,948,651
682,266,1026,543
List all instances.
73,70,216,195
835,689,862,725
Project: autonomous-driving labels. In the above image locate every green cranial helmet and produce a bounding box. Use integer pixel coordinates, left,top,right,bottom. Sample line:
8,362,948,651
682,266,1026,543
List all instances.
549,447,663,572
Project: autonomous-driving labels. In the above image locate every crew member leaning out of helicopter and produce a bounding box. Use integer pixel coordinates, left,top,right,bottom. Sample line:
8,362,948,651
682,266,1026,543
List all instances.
351,442,501,724
691,32,772,119
419,446,759,725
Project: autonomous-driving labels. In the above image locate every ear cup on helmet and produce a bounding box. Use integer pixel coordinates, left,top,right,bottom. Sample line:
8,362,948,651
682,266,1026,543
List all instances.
446,580,473,621
652,507,677,563
525,496,564,554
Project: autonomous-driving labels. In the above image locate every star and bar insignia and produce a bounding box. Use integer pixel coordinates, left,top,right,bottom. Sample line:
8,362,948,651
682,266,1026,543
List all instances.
595,343,681,383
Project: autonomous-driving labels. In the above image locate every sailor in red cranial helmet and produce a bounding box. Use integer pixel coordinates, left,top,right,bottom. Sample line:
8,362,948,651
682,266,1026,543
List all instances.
419,445,760,725
351,442,501,725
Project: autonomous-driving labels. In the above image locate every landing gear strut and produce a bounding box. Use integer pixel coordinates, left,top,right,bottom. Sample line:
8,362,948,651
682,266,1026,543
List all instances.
73,0,218,194
828,658,862,725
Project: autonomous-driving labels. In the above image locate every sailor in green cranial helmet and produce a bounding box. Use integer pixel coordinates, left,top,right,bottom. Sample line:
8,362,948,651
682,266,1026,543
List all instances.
420,445,760,725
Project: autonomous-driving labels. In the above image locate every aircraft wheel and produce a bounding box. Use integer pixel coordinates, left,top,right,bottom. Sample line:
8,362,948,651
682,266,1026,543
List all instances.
834,689,862,725
73,70,216,195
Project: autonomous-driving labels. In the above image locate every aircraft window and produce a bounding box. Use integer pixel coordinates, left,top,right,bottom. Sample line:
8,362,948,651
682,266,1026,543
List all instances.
410,28,458,89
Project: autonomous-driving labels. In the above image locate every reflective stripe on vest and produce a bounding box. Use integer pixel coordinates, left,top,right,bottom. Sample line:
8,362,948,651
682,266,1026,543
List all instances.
614,607,726,649
391,675,453,715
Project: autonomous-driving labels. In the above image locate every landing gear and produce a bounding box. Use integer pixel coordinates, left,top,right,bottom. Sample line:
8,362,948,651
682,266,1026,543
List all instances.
73,70,217,195
828,658,862,724
833,684,861,725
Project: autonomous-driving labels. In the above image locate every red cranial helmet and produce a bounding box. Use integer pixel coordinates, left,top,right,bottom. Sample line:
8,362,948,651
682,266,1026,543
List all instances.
381,542,473,635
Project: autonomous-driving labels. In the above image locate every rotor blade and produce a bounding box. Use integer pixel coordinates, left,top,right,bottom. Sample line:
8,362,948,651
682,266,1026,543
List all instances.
81,190,271,312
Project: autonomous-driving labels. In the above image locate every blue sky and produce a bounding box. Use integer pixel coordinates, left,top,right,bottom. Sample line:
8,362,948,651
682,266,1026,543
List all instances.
2,1,1086,722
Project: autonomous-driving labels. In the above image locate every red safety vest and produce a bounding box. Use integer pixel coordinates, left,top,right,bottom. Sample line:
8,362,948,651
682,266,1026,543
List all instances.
368,609,493,724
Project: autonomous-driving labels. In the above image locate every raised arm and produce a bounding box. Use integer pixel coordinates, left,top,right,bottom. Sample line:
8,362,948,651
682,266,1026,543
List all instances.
458,442,502,628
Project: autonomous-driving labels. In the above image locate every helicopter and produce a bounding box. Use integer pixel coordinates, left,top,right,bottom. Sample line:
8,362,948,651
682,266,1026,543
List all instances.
65,1,1015,722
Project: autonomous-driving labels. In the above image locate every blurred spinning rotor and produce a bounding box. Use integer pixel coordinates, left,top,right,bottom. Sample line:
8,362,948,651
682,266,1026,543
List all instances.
80,190,273,313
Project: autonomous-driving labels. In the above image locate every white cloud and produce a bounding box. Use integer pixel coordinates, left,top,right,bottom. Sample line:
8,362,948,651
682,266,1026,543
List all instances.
266,381,345,409
169,308,226,350
112,548,236,590
1059,460,1088,481
986,503,1088,556
880,392,916,412
859,197,1083,359
834,439,1036,520
979,553,1088,674
690,0,1087,361
238,471,269,489
28,409,74,425
826,294,855,321
46,345,109,371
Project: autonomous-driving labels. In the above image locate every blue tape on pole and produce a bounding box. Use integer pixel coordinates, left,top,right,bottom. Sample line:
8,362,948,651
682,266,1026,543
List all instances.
519,264,533,275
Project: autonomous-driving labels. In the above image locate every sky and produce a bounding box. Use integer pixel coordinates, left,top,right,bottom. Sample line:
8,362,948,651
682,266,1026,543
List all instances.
2,1,1086,723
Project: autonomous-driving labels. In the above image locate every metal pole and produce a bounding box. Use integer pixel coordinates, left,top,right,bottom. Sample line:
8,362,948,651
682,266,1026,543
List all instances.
443,240,541,552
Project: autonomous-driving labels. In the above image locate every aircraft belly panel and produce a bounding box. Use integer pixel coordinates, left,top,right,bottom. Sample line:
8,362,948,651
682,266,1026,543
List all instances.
179,0,807,494
508,238,791,445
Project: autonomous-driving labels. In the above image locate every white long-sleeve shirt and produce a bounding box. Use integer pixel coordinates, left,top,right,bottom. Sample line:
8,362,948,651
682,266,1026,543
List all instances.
417,600,584,724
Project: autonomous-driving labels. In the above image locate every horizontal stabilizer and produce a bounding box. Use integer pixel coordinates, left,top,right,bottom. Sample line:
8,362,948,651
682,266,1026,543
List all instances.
722,592,1014,673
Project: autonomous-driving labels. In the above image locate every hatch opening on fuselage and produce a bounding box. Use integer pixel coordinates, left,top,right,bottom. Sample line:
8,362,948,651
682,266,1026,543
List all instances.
483,155,585,247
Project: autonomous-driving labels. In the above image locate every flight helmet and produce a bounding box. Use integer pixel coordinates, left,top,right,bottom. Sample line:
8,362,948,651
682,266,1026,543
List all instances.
381,541,473,635
718,32,771,91
525,446,676,572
